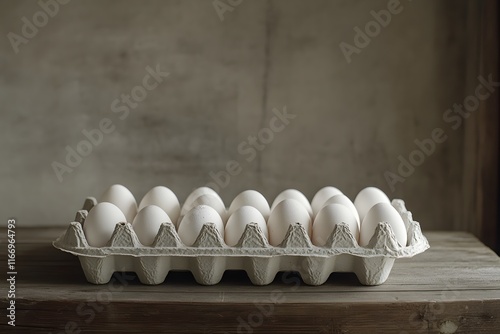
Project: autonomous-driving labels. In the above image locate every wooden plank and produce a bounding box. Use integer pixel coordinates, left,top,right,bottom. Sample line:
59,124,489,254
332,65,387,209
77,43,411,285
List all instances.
476,0,499,253
1,229,499,333
462,0,499,252
0,299,499,333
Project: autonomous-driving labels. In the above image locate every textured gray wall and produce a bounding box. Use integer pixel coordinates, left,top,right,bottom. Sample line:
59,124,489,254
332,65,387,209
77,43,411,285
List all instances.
1,0,467,229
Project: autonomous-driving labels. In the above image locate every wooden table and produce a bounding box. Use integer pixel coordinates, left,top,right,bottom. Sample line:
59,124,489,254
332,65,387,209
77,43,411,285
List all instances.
1,229,499,333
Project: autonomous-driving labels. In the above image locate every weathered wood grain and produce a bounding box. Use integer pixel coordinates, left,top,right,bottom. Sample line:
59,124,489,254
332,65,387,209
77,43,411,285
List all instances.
1,229,499,333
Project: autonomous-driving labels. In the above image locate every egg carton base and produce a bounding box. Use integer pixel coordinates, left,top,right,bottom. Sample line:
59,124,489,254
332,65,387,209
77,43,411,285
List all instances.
53,199,429,286
78,254,396,286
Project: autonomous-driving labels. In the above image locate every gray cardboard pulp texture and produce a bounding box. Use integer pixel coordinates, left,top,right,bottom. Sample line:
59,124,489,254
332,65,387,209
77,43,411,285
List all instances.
53,198,429,286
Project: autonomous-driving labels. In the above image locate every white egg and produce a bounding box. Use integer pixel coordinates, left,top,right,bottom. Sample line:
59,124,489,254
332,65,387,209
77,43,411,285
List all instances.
313,204,359,246
228,190,270,220
100,184,137,223
359,202,407,247
138,186,180,224
177,205,224,246
322,194,360,228
271,189,313,216
225,206,268,246
83,202,127,247
311,186,343,215
180,194,227,223
183,187,223,210
354,187,390,222
132,205,172,246
267,199,312,246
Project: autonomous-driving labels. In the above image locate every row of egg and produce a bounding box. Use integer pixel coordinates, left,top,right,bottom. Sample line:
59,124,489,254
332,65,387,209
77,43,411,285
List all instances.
82,185,407,248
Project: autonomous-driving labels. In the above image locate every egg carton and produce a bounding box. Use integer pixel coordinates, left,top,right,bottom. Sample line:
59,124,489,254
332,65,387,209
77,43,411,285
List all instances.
53,198,429,286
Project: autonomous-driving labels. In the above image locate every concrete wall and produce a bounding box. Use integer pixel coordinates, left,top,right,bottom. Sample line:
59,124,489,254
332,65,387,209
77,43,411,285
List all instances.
0,0,468,229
